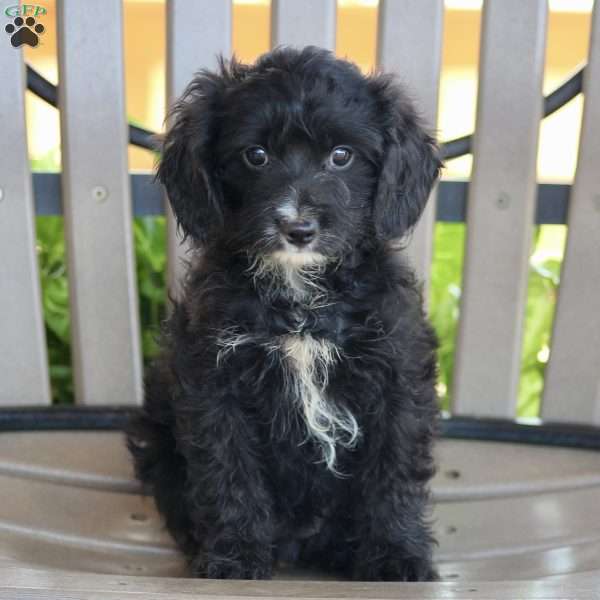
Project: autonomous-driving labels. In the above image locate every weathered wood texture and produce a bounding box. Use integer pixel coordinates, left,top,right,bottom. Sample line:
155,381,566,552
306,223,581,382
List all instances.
0,47,50,406
271,0,336,49
452,0,547,418
542,2,600,424
1,432,600,584
1,567,600,600
3,433,600,501
57,0,143,405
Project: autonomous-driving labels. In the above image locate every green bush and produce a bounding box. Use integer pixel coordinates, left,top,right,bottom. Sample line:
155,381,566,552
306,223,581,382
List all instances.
37,216,72,404
429,223,464,413
518,231,562,417
133,216,168,362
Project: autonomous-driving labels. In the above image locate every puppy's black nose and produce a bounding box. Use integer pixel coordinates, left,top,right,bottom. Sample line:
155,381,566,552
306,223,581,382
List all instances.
280,219,318,246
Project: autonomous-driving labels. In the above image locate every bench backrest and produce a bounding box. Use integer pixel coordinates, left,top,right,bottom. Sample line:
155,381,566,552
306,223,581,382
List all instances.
1,0,599,424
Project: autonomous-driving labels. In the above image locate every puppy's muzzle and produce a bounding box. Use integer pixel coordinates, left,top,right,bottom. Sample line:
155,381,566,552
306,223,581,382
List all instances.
279,218,319,247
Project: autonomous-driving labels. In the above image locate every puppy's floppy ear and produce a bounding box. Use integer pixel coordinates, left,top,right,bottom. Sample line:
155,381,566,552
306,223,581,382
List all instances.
157,57,245,244
370,75,442,241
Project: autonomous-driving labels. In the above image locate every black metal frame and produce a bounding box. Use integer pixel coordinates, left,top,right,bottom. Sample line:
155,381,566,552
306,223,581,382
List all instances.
4,64,598,451
1,407,599,451
25,64,586,160
33,173,571,225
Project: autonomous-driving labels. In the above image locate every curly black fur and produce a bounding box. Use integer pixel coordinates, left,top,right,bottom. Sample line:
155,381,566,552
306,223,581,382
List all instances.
127,46,441,581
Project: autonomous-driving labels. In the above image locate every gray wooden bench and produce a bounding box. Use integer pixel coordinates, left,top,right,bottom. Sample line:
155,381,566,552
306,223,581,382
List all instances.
1,0,600,598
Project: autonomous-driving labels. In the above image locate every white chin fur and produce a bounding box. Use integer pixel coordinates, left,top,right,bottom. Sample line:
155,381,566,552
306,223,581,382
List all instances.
270,249,327,267
248,246,329,300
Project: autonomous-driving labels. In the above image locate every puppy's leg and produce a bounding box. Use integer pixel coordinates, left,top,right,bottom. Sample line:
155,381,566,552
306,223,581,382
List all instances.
126,366,198,557
298,514,355,577
127,412,198,556
179,388,275,580
351,397,438,582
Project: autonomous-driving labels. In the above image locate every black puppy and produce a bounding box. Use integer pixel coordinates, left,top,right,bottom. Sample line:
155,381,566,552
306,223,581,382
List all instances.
127,46,441,582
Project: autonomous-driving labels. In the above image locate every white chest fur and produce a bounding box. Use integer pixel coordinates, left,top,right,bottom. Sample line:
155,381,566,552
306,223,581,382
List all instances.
281,333,359,472
216,330,359,473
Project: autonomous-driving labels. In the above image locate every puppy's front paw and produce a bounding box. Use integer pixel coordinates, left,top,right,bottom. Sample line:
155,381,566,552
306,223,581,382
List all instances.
353,553,438,582
191,543,273,580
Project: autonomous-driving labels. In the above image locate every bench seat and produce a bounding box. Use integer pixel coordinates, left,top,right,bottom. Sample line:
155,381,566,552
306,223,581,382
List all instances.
1,431,599,598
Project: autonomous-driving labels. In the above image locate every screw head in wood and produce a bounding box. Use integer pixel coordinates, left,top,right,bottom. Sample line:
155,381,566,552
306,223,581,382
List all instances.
495,192,510,210
92,185,108,203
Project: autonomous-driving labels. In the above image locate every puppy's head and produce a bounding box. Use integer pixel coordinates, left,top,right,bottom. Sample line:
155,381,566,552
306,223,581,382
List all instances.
158,46,441,268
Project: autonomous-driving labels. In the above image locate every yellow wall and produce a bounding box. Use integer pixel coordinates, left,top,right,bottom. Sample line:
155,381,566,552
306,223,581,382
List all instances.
24,1,592,181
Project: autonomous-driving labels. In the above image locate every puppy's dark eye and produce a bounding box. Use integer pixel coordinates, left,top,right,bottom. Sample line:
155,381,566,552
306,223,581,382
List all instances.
329,146,353,169
243,146,269,168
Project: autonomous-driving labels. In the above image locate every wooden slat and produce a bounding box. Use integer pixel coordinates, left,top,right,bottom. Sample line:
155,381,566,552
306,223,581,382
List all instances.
432,439,600,501
3,536,600,589
271,0,336,50
57,0,142,405
3,433,600,503
437,540,600,583
0,49,50,406
452,0,547,418
165,0,232,297
2,573,600,600
542,4,600,424
0,474,173,554
0,534,185,579
376,0,444,294
435,486,600,562
0,433,136,493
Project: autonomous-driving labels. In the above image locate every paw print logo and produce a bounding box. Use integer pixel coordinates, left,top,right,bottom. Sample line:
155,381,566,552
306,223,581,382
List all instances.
5,16,45,48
